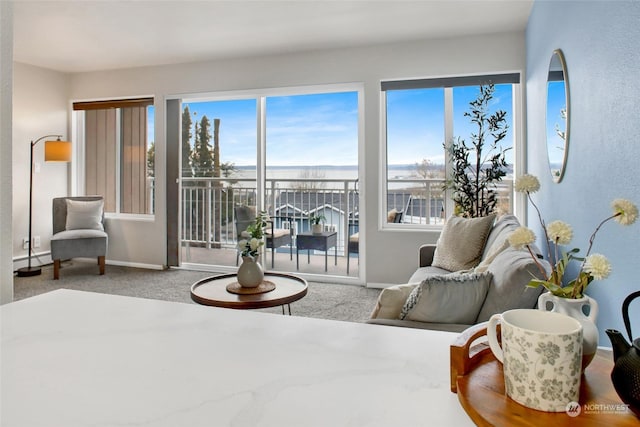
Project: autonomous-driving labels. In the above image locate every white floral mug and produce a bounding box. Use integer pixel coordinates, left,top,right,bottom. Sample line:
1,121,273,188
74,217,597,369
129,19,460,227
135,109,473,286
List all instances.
487,309,583,412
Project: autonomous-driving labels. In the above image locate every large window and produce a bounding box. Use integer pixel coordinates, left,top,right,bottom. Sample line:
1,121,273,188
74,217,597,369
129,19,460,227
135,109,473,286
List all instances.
382,74,520,227
73,98,155,215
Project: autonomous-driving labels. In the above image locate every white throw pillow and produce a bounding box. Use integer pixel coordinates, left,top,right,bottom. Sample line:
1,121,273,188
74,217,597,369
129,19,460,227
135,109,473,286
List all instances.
65,199,104,231
432,214,495,271
399,272,492,324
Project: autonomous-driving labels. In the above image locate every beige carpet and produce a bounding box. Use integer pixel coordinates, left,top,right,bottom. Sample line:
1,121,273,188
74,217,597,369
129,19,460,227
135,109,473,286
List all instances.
13,261,381,323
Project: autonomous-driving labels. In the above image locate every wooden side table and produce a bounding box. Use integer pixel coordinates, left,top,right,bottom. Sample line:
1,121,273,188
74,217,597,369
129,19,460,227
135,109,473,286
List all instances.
451,323,637,426
296,231,337,272
190,272,308,314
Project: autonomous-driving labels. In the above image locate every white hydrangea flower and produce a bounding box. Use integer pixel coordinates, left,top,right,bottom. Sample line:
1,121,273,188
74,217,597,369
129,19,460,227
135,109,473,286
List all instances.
583,253,611,280
508,226,536,250
237,239,248,250
546,220,573,245
514,174,540,193
249,238,261,251
612,199,638,225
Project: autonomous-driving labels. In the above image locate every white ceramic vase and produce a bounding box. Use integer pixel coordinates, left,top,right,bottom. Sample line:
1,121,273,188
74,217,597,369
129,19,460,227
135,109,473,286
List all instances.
237,256,264,288
538,292,599,371
312,223,323,234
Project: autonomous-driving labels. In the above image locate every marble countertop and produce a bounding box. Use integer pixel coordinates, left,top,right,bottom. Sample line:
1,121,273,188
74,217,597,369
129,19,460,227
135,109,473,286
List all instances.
1,289,472,427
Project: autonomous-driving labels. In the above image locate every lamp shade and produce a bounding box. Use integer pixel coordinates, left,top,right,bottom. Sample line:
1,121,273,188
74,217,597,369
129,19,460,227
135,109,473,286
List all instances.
44,139,72,162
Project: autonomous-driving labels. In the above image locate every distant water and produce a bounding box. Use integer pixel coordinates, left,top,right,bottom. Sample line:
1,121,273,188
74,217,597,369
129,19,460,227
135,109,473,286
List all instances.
229,164,436,181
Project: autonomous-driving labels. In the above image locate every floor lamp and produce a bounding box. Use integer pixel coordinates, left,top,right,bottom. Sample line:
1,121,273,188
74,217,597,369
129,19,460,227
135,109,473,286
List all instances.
16,135,72,277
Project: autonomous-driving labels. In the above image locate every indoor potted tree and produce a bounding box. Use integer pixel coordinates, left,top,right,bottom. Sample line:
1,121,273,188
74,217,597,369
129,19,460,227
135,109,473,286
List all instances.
444,84,511,218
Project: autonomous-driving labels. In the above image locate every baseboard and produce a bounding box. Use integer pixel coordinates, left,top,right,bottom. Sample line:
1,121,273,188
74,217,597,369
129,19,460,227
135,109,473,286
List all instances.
13,253,164,272
13,252,53,272
366,282,399,289
103,259,165,270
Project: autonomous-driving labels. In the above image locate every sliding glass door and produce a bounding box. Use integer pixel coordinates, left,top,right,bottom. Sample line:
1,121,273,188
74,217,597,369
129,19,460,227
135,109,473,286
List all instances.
177,86,361,279
180,99,257,266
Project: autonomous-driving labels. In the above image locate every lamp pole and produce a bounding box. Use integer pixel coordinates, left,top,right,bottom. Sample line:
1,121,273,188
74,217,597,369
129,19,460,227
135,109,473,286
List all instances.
17,134,63,277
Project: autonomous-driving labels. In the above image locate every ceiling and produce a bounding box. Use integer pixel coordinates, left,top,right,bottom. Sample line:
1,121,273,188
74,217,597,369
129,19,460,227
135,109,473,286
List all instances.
13,0,534,73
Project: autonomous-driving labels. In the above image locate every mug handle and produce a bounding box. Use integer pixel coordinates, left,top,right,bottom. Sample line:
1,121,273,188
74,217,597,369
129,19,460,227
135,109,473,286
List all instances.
487,313,504,363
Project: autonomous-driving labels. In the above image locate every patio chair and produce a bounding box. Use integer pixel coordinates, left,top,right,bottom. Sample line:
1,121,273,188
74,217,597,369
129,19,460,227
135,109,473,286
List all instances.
346,220,359,275
347,210,402,274
234,206,294,268
51,196,108,280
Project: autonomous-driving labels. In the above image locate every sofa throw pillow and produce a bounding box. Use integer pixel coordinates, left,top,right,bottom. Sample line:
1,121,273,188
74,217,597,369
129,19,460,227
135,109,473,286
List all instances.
65,199,104,231
387,209,398,223
432,214,496,272
399,272,492,324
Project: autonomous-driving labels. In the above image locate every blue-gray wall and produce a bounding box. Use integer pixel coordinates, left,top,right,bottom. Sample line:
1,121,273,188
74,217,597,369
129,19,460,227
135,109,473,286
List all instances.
526,0,640,345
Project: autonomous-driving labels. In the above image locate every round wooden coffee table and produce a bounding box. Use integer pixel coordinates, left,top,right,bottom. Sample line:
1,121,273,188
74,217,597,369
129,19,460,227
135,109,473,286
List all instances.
190,272,308,314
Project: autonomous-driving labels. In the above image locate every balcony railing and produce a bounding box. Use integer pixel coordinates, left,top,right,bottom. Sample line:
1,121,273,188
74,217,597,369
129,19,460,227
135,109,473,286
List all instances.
180,176,513,264
181,177,361,256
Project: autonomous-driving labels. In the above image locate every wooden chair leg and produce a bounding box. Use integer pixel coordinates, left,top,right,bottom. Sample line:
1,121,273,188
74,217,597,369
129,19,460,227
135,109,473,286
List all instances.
53,260,60,280
98,256,105,275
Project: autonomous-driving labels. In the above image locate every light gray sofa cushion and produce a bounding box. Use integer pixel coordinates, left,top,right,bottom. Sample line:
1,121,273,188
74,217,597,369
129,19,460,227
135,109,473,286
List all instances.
432,214,495,271
408,265,452,284
400,272,492,324
476,247,547,322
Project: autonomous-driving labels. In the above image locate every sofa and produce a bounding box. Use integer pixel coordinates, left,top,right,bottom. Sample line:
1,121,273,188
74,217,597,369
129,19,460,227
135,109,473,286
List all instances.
368,214,550,332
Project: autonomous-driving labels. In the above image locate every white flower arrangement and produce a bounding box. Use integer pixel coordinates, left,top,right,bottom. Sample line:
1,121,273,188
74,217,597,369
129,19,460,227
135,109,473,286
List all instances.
237,211,268,259
511,174,637,298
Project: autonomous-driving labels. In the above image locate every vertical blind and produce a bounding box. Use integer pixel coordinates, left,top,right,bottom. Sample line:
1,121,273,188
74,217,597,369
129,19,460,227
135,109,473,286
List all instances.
75,98,153,214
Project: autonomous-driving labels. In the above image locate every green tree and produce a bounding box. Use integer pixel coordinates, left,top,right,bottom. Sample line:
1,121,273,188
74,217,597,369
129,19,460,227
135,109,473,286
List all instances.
181,106,194,177
147,141,155,177
220,161,237,179
191,115,214,177
444,84,510,218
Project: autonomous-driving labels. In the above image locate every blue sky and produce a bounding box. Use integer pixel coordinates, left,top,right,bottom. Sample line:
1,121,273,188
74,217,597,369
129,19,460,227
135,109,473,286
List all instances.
546,81,567,165
386,84,514,166
155,85,514,168
184,92,358,167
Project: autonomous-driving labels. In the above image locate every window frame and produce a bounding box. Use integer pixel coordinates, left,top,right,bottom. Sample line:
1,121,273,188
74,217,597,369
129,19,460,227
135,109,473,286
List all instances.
379,73,525,231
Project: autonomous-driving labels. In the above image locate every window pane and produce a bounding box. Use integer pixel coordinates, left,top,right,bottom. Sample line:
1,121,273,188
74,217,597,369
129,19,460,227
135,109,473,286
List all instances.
266,92,358,171
181,99,257,250
266,91,359,222
265,91,359,255
385,88,446,224
147,106,155,214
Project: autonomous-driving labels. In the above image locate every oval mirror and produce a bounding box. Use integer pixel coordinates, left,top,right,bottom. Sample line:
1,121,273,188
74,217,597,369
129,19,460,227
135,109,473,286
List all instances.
546,49,570,182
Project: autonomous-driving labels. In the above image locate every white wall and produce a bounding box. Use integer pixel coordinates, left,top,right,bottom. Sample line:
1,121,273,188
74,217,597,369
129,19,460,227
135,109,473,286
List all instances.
68,32,525,285
1,1,14,304
526,1,640,342
12,63,70,271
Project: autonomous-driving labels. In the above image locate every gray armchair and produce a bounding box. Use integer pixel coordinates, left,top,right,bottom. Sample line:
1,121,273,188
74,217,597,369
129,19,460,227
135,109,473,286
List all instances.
348,211,402,274
50,196,108,280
